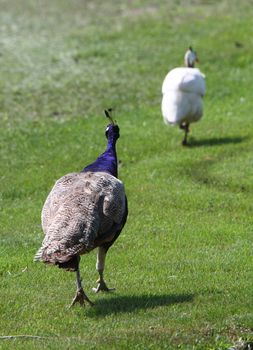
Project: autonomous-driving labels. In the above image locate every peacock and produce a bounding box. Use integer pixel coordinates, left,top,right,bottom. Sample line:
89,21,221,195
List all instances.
161,47,206,145
35,109,128,307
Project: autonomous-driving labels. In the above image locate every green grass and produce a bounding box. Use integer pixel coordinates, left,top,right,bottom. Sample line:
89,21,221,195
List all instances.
0,0,253,349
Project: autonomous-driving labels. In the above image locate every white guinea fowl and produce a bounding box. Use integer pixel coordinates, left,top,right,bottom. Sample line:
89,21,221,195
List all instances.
161,47,206,145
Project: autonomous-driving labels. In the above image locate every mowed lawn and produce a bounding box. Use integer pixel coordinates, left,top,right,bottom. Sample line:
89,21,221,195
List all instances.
0,1,253,349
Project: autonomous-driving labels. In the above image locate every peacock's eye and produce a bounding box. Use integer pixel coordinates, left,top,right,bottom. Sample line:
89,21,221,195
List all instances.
105,126,110,133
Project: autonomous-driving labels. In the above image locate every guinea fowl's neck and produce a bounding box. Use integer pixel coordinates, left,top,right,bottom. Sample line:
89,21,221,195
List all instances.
186,58,194,68
81,136,118,178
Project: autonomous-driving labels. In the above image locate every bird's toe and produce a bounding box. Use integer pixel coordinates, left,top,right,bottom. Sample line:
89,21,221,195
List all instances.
70,288,94,307
92,280,115,293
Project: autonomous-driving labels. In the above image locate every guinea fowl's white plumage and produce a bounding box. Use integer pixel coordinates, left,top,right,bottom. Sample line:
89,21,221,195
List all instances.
161,47,206,145
162,67,205,124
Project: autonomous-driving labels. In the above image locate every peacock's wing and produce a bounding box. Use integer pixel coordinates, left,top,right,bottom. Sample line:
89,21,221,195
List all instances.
94,172,127,246
41,172,81,233
35,171,126,265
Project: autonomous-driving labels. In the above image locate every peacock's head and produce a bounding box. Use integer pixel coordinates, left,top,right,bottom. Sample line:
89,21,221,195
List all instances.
104,109,120,140
184,46,199,68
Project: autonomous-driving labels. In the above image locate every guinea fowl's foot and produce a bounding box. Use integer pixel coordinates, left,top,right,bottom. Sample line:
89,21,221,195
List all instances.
182,139,188,146
70,288,94,307
92,279,115,293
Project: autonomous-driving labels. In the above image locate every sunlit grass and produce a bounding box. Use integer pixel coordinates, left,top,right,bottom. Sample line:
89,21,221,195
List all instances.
0,1,253,349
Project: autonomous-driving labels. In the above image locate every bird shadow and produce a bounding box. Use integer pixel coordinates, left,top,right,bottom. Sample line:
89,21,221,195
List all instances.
188,136,247,148
86,293,194,317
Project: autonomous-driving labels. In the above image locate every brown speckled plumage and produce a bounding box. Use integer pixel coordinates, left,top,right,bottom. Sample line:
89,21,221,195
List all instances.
35,171,127,269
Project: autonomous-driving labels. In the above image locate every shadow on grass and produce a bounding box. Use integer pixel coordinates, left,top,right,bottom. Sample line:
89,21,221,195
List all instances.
188,136,247,147
87,293,194,317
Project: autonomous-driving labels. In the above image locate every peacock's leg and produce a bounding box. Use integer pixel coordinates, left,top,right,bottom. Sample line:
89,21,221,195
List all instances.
70,266,94,307
92,246,115,293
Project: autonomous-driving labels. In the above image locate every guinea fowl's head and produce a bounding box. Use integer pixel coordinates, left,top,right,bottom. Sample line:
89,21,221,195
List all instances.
184,46,199,68
104,109,120,141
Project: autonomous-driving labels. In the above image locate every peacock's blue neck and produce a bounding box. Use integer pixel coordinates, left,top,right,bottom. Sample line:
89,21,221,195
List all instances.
81,137,118,178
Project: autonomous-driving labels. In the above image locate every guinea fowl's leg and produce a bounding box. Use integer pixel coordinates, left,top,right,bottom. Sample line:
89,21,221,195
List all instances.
180,123,190,146
70,266,94,307
92,246,115,293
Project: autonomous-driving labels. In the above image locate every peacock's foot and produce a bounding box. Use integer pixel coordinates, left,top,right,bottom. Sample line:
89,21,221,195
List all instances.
70,288,94,307
92,279,115,293
182,139,188,146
